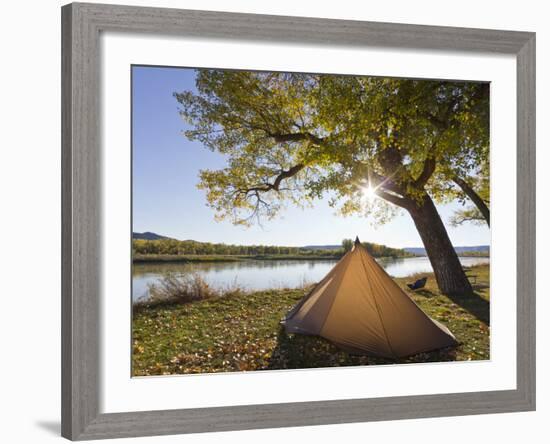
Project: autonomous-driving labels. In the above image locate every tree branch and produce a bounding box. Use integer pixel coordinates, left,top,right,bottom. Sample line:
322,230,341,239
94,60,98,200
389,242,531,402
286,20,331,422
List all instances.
414,156,436,188
270,164,305,191
374,188,411,209
453,176,490,227
233,164,306,197
369,170,406,196
451,214,485,226
268,132,324,145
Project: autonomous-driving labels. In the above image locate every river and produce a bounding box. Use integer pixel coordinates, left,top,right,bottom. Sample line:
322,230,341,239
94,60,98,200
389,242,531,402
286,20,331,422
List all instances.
132,256,489,301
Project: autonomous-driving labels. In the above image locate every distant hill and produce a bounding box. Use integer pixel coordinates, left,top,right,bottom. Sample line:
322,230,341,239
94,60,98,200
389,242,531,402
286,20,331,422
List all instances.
404,245,490,256
132,232,172,241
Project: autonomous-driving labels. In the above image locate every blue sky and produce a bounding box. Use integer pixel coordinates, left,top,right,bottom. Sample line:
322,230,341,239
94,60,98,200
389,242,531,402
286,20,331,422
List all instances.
132,66,490,248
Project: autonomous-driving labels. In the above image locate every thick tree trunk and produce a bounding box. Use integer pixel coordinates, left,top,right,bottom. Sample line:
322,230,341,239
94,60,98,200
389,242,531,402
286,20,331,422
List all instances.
408,194,473,296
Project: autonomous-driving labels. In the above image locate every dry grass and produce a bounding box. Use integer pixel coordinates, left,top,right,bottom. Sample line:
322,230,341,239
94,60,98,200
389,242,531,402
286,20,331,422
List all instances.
135,273,245,309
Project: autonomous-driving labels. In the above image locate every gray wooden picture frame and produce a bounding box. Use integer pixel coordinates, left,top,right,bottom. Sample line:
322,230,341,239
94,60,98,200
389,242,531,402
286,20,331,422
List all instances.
61,2,536,440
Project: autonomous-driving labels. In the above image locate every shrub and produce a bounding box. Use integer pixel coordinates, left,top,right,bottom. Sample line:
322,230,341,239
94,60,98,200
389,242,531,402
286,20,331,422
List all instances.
137,273,245,308
148,273,216,304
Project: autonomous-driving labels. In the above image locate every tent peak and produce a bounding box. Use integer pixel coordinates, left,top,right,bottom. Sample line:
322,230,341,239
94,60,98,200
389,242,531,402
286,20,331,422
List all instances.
354,236,361,245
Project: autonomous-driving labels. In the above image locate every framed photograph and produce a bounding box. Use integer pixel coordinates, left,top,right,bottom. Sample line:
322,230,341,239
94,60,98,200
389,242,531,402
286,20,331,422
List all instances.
61,2,535,440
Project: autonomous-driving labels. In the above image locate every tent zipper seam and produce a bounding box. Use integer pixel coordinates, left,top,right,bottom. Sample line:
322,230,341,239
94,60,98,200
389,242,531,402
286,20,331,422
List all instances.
359,249,398,359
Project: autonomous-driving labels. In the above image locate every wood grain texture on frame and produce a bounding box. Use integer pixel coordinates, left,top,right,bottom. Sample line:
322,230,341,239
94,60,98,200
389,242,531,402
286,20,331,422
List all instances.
61,2,536,440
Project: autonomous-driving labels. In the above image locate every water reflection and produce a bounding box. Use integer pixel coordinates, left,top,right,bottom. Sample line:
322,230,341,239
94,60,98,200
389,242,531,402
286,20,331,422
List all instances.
132,256,489,301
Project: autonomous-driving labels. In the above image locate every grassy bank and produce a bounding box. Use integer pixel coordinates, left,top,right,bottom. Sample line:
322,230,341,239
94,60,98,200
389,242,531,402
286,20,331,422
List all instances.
132,265,490,376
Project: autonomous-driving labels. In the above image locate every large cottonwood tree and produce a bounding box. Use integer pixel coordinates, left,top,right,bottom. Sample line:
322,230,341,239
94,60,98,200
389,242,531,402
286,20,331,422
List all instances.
175,71,489,296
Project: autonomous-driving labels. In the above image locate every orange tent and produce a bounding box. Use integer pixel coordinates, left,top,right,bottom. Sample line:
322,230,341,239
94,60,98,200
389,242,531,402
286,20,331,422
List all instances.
282,237,458,358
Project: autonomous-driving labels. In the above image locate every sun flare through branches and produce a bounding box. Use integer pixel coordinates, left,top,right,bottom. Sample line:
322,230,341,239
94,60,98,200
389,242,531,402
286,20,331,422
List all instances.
361,183,378,203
